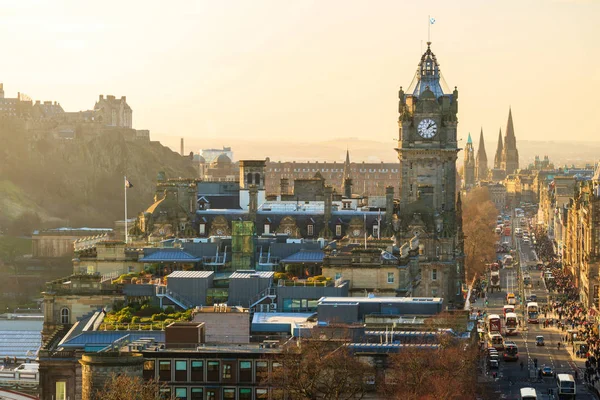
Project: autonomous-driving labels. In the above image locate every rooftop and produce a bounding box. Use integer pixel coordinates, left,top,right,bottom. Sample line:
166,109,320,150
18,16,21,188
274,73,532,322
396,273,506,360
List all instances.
167,271,214,279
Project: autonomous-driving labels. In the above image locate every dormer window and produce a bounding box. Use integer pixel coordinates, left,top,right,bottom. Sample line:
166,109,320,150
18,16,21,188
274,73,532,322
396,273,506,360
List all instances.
307,225,314,236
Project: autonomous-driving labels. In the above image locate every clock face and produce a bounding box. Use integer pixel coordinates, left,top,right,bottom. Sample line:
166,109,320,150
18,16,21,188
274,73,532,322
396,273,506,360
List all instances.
353,229,361,237
418,118,437,139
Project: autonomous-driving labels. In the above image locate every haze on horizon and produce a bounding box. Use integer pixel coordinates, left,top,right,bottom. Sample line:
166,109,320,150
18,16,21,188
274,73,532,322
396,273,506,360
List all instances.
1,0,599,160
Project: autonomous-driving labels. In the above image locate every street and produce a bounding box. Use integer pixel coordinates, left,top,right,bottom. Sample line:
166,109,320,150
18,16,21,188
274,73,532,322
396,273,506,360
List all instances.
479,215,598,399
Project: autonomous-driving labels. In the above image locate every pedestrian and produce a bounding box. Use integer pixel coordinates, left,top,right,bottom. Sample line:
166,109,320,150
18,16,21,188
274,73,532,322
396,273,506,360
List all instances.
520,361,524,371
534,358,538,368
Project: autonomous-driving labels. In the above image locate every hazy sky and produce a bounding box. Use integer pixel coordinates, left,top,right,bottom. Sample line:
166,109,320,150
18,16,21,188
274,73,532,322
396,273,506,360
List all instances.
2,0,599,158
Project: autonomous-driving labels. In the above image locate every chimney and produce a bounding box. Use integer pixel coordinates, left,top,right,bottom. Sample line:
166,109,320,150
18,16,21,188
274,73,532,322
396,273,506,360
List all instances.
180,138,184,156
249,185,258,222
121,96,126,101
280,178,289,196
343,178,353,198
99,95,104,101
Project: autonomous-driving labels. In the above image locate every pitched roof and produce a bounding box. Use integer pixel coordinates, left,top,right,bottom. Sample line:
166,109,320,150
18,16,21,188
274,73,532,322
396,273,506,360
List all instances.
140,249,201,262
281,250,325,263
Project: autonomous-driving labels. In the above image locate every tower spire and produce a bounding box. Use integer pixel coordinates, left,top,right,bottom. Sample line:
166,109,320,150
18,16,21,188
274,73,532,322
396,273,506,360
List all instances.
494,128,503,170
476,128,488,181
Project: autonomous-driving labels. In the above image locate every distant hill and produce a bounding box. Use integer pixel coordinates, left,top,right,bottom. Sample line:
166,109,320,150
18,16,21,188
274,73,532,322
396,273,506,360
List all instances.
0,122,196,230
163,135,600,167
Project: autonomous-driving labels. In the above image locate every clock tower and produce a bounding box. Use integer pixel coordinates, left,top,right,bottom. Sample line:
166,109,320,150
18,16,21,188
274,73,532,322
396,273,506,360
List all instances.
395,42,464,305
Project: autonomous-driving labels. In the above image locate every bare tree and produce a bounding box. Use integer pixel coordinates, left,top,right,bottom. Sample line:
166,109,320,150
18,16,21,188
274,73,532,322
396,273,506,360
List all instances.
463,187,498,280
380,341,480,400
265,334,375,400
94,374,165,400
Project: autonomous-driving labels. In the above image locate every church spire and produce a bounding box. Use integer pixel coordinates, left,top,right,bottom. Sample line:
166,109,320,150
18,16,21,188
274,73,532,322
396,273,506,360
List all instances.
467,133,472,144
476,128,488,181
343,149,351,180
494,128,503,169
501,107,519,174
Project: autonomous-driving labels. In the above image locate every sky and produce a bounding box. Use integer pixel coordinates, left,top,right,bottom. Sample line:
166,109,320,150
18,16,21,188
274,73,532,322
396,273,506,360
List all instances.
1,0,599,161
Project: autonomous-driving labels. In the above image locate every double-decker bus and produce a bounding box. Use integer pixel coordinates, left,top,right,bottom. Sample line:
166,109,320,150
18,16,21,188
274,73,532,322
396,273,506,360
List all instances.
503,341,519,361
527,302,539,323
505,312,518,335
487,314,502,334
503,305,515,316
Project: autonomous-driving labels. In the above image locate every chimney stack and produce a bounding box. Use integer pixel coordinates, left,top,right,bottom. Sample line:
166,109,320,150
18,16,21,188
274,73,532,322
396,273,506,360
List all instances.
180,138,184,156
343,178,353,198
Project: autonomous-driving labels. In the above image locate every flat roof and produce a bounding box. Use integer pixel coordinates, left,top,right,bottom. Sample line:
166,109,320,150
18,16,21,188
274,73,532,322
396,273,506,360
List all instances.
229,271,274,279
167,271,214,279
252,312,315,325
318,297,443,304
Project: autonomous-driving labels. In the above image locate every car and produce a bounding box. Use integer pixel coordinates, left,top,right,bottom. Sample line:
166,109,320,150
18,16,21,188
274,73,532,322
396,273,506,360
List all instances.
541,366,554,377
488,359,499,369
529,294,537,302
536,336,545,346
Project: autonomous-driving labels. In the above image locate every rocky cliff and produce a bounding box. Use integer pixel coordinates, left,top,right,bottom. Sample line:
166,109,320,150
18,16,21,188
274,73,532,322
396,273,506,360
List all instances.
0,120,197,229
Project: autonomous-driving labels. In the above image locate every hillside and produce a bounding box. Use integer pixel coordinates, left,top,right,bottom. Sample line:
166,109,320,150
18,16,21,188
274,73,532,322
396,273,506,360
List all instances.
0,122,197,229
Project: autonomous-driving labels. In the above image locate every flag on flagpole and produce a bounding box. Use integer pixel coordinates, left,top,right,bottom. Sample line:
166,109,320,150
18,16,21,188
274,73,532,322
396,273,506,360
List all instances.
430,17,436,24
125,178,134,189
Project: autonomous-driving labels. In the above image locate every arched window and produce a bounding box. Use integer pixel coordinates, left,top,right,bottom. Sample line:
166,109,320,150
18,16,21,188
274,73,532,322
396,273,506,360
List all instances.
60,307,70,324
246,173,253,185
254,173,261,186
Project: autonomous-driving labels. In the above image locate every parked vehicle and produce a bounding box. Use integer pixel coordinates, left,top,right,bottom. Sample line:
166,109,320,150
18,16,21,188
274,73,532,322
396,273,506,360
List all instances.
536,335,544,346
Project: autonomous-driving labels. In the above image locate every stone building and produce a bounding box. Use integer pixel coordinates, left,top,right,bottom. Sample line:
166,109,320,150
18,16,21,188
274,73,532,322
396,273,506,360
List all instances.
32,228,113,258
265,157,400,197
93,94,132,128
563,175,600,308
395,42,465,305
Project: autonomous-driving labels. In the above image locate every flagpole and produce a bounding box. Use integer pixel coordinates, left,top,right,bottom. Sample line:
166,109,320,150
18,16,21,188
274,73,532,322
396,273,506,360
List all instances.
124,175,128,245
428,15,431,42
364,213,367,250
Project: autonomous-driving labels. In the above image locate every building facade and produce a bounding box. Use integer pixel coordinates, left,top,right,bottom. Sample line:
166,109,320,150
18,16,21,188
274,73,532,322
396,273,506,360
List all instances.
395,42,465,305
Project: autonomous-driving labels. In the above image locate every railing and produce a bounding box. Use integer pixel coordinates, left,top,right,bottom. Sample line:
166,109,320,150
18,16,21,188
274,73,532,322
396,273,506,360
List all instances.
102,270,122,283
98,322,166,331
0,370,39,383
249,287,277,308
155,285,194,309
257,256,281,265
277,279,332,287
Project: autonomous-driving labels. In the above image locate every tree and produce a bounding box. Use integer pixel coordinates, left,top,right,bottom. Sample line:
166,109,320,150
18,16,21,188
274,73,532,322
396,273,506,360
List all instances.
380,341,481,400
265,333,375,400
462,187,498,280
94,374,165,400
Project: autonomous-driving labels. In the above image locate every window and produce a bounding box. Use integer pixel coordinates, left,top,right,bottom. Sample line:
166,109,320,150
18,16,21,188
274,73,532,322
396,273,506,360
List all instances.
432,269,438,280
432,288,438,297
307,224,314,236
336,224,342,236
247,173,253,185
255,173,261,186
207,360,220,382
239,361,252,383
335,272,342,281
239,388,252,400
264,224,270,234
255,361,268,382
159,360,171,381
56,381,66,400
191,388,204,400
60,307,70,324
223,388,235,399
199,224,206,235
191,360,204,381
175,387,187,400
222,361,235,382
143,360,155,380
175,360,187,381
206,389,218,400
256,388,268,399
387,272,395,284
373,225,379,238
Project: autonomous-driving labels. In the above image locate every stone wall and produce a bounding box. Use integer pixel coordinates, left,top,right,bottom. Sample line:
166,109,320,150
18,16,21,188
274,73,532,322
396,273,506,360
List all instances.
79,353,144,400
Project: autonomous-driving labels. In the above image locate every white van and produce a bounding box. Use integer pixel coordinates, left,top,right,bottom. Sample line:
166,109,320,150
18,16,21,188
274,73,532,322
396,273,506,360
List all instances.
519,387,537,400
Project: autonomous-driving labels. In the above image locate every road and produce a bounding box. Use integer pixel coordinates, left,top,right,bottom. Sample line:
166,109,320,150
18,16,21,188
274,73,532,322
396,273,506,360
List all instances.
484,214,597,399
